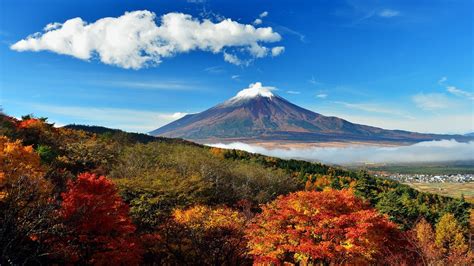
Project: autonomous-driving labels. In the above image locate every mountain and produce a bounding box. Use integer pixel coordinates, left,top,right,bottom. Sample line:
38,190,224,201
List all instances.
150,83,471,144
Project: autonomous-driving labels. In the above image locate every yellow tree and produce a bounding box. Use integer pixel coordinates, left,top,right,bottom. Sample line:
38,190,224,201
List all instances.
411,218,438,265
435,213,472,264
154,205,249,265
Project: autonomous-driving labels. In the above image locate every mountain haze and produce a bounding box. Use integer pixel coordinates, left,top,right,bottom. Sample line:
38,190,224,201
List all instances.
150,83,470,144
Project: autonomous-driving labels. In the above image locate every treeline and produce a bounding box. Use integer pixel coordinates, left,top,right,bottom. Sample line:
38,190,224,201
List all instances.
0,114,472,265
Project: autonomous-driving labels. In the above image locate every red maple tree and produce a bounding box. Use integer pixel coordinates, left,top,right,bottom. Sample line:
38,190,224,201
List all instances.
246,188,412,265
55,173,142,265
16,118,43,129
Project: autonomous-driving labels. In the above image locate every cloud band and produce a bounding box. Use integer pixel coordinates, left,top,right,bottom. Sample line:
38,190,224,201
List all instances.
11,10,284,69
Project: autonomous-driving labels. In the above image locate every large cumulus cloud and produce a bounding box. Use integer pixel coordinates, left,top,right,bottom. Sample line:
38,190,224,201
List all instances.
11,10,283,69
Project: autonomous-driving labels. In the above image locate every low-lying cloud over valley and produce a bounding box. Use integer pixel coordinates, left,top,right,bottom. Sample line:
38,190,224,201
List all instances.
208,140,474,165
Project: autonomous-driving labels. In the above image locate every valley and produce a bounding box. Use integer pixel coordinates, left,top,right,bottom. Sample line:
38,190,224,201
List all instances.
405,182,474,203
2,1,472,264
1,113,472,265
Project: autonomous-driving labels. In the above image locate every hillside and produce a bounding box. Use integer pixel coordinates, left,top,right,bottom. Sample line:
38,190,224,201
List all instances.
1,114,472,265
150,83,471,144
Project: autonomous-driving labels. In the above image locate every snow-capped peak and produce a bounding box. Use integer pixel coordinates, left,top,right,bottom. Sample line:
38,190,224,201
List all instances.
234,82,275,99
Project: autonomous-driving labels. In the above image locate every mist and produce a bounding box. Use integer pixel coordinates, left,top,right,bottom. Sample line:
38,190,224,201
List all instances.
207,140,474,165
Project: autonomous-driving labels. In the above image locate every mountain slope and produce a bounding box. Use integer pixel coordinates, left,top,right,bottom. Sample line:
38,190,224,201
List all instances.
150,83,471,143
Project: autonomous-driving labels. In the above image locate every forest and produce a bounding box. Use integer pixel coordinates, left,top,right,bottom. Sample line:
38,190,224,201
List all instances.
1,114,472,265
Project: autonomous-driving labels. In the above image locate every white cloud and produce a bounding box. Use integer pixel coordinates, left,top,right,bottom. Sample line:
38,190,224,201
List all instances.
207,140,474,165
446,86,474,100
319,111,474,134
166,112,188,119
412,93,452,110
204,65,225,74
231,75,240,80
438,76,448,85
336,101,414,119
271,46,285,56
253,18,262,25
316,93,327,99
286,90,300,94
253,11,269,26
27,103,186,132
378,9,400,18
43,22,62,31
277,25,306,42
248,43,269,58
11,10,284,69
436,77,473,100
223,52,246,66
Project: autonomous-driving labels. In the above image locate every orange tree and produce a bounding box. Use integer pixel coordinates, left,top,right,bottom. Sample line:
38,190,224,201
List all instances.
410,218,437,265
246,188,415,265
52,173,142,265
150,205,249,265
0,136,53,264
15,116,56,149
409,214,473,265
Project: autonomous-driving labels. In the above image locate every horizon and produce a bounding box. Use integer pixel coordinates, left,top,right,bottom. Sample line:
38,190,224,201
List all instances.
1,0,473,134
4,81,473,136
1,2,473,264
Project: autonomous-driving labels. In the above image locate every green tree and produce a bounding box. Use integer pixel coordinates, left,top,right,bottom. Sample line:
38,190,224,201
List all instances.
354,172,378,204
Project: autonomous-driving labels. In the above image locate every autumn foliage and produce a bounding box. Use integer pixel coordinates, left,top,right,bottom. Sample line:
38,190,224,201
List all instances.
410,214,473,265
0,136,53,263
53,173,142,265
149,205,249,264
17,118,44,129
246,188,410,265
1,114,472,265
0,136,49,199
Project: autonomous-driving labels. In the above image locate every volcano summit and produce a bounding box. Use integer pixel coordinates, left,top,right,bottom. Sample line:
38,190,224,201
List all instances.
150,83,469,144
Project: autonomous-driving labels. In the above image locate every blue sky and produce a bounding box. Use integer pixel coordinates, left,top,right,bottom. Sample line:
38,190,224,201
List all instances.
1,0,473,134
